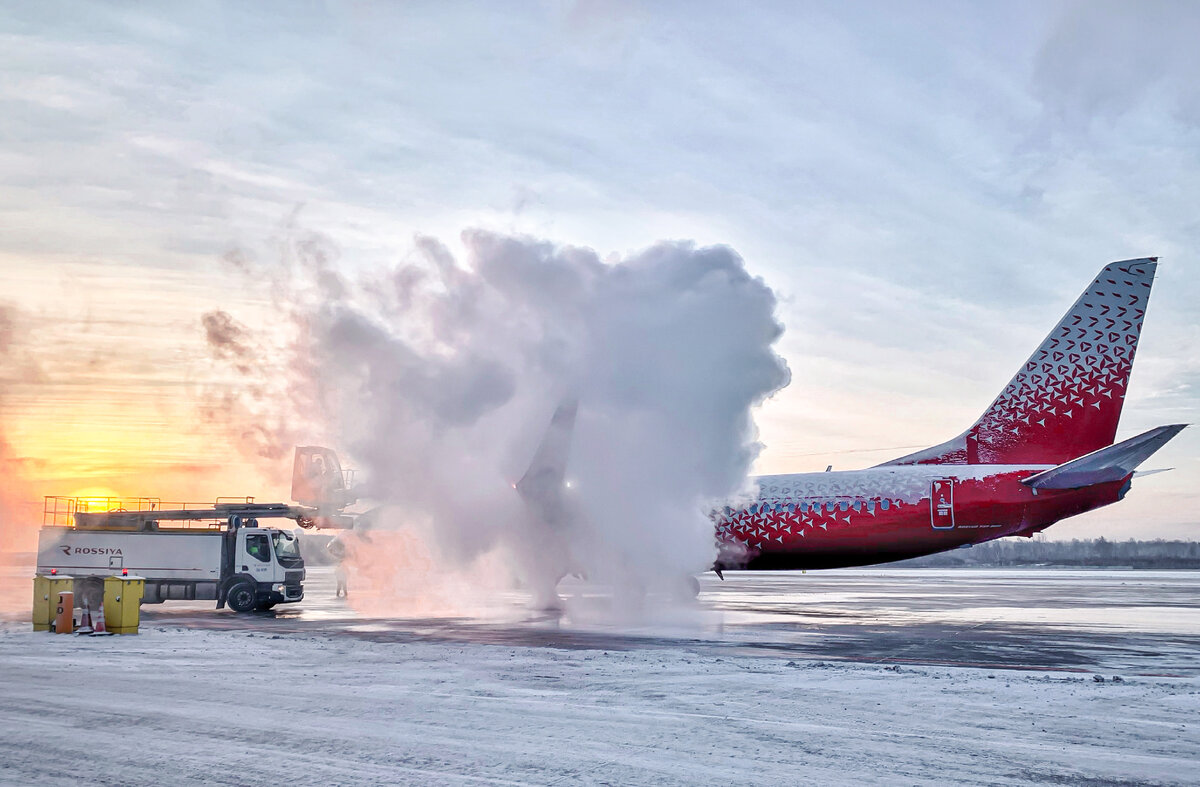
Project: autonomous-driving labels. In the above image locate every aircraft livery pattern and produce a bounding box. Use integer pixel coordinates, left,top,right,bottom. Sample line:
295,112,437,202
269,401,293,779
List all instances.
887,258,1157,467
713,466,1045,552
714,470,931,548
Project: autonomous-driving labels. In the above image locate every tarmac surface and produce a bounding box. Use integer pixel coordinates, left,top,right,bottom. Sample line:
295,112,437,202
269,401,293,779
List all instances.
5,565,1200,785
142,566,1200,676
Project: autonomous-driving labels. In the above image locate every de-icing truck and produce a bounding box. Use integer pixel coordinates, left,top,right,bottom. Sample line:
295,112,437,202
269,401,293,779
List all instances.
35,447,357,613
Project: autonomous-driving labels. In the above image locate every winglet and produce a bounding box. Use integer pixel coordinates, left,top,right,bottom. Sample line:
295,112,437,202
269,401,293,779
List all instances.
1021,424,1186,490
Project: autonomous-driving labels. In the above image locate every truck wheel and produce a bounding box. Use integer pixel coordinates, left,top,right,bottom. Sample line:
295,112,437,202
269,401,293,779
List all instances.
227,581,257,613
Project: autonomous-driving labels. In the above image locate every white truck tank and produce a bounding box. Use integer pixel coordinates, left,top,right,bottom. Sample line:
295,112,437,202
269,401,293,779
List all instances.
36,527,222,582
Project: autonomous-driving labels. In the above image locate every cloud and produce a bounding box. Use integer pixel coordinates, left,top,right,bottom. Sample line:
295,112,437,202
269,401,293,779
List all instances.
0,304,40,610
1033,1,1200,126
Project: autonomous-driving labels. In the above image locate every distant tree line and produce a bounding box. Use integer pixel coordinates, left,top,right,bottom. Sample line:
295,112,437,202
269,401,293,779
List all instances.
895,538,1200,569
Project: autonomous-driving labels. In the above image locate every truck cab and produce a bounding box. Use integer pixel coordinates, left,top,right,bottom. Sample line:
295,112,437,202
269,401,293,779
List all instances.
221,524,306,612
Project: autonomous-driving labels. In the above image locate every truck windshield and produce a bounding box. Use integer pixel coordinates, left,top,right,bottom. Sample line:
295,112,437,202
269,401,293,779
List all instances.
272,531,302,564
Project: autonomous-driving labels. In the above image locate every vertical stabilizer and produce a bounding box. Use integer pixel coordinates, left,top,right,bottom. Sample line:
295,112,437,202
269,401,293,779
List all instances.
886,258,1158,466
515,399,578,524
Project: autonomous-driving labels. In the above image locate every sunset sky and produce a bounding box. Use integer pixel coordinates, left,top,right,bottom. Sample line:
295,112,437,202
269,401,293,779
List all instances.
1,1,1197,540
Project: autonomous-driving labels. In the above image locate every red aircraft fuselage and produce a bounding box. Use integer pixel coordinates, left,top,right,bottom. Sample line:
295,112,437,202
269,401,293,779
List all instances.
716,466,1125,570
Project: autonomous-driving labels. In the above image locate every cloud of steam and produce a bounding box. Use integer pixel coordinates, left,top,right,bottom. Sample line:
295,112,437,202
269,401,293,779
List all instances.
211,229,790,606
0,306,12,355
199,305,318,463
202,311,254,369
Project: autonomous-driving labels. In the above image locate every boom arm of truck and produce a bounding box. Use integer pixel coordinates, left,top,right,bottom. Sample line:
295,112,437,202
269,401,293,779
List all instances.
73,502,355,531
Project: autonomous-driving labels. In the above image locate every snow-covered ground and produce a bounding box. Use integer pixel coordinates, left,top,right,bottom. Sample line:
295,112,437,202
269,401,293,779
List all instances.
1,622,1197,786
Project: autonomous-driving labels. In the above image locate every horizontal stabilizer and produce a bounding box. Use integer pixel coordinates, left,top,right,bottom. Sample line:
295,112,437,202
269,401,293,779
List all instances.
1021,424,1186,490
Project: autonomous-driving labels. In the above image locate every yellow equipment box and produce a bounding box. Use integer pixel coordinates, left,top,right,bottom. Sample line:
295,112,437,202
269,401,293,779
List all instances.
32,575,74,632
103,575,144,635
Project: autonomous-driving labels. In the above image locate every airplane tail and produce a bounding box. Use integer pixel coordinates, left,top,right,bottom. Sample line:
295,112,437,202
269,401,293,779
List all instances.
515,399,578,524
885,258,1158,466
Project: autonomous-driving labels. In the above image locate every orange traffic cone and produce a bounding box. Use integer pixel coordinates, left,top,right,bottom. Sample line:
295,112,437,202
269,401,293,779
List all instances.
77,598,93,635
92,602,107,635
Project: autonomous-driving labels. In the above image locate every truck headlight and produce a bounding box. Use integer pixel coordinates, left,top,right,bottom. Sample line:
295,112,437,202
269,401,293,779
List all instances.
272,584,283,592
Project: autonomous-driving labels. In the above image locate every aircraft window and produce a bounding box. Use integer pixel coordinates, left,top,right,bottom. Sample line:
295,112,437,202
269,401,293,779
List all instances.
867,500,876,512
852,501,862,512
826,502,835,514
881,499,891,511
786,503,795,513
838,501,849,512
